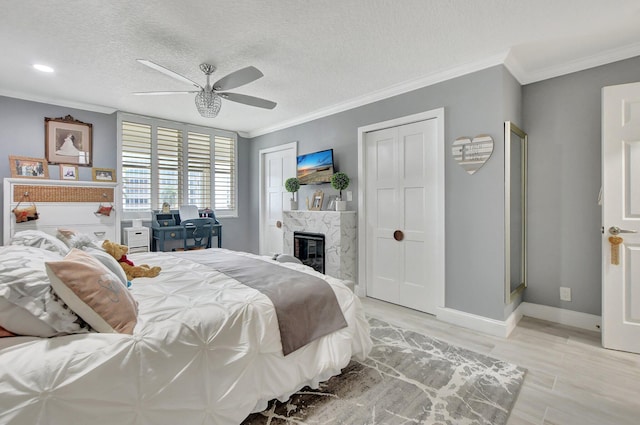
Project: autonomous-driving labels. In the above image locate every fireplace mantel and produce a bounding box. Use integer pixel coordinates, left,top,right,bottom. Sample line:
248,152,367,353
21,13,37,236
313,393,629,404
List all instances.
282,210,356,285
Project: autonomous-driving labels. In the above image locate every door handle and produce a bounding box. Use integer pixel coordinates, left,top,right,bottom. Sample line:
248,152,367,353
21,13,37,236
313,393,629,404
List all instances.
609,226,638,236
276,220,282,229
393,230,404,241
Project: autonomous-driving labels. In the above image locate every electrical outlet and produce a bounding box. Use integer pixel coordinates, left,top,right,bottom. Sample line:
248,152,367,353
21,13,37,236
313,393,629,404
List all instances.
560,287,572,301
346,191,353,202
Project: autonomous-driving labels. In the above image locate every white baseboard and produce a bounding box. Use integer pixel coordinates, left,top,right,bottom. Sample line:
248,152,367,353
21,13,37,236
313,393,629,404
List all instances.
437,306,523,338
437,302,601,338
436,302,601,337
519,302,601,332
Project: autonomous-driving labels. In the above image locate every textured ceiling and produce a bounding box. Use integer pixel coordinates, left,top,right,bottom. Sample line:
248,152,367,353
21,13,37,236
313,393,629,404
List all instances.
1,0,639,137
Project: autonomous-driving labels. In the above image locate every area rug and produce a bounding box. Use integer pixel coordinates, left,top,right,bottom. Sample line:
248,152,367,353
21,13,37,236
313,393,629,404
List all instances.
243,316,526,425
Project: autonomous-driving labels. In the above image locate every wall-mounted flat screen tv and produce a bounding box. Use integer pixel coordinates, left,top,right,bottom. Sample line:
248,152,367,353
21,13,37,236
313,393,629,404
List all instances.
297,148,334,184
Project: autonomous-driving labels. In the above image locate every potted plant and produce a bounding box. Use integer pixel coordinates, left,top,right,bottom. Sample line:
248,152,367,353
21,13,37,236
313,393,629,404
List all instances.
285,177,301,210
330,172,350,211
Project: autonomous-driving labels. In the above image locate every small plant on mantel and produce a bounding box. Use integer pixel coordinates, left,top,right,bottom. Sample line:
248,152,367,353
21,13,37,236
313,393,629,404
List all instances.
331,172,350,211
285,177,301,210
331,172,350,200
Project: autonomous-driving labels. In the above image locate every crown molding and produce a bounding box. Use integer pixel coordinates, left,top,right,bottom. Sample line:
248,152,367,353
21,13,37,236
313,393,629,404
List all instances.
248,45,640,138
502,49,527,84
518,41,640,85
247,52,510,138
0,89,117,115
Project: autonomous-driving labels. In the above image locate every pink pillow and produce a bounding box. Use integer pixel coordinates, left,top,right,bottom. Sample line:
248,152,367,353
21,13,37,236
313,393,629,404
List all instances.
45,249,138,334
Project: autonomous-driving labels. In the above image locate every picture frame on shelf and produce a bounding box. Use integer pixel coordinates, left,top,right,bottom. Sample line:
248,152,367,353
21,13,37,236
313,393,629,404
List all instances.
45,115,93,166
327,195,336,211
8,155,49,179
92,167,116,182
310,190,324,211
59,164,78,180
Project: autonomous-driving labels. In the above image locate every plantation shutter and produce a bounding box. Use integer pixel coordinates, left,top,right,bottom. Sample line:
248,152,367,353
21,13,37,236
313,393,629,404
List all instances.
121,121,152,211
187,131,212,209
156,127,183,210
214,135,236,213
119,113,237,218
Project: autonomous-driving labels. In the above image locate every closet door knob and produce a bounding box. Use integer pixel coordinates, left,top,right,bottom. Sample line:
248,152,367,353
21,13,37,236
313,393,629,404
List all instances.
276,221,282,229
393,230,404,241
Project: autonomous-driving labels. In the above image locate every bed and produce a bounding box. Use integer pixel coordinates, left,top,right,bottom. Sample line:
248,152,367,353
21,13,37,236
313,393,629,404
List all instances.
0,240,372,424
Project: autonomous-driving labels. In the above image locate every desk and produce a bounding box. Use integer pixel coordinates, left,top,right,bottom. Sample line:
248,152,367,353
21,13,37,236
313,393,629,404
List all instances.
151,224,222,252
151,209,222,252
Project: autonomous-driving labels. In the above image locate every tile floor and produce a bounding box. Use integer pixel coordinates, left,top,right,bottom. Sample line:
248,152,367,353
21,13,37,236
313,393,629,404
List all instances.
361,297,640,425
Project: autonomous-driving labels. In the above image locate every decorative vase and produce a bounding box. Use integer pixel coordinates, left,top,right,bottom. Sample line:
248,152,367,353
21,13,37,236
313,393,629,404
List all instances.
290,200,298,211
335,200,347,211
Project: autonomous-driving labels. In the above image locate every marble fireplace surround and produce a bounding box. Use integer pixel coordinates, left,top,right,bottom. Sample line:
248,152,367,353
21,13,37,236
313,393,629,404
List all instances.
282,211,356,285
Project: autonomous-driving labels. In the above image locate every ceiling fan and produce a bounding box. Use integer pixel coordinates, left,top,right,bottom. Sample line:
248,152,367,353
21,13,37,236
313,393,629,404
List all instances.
133,59,277,118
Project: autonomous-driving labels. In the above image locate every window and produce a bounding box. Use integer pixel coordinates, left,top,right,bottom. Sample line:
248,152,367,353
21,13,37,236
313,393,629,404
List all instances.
187,131,211,209
118,113,237,217
214,135,236,211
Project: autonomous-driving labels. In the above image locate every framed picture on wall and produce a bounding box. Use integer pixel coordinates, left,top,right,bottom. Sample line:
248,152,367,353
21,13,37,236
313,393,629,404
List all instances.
59,164,78,180
45,115,93,166
8,155,49,179
92,167,115,182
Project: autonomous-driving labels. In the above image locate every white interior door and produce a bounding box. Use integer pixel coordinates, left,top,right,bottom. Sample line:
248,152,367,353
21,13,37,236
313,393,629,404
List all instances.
364,117,443,314
259,143,296,256
602,81,640,353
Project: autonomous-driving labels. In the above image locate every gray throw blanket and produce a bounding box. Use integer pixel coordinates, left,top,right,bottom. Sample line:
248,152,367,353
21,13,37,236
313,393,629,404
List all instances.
178,250,348,355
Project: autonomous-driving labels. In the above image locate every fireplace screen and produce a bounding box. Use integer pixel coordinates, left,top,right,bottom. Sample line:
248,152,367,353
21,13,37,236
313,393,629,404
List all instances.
293,231,325,274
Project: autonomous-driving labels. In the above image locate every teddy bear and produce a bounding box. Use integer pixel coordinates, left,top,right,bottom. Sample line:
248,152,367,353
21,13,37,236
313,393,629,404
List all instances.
102,240,161,281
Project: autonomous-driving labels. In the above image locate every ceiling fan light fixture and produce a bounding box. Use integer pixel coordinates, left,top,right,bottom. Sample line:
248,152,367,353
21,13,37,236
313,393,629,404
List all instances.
136,60,276,117
195,90,222,118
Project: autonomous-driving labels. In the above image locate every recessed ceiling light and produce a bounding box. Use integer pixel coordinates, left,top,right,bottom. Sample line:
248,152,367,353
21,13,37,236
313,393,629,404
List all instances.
33,64,54,73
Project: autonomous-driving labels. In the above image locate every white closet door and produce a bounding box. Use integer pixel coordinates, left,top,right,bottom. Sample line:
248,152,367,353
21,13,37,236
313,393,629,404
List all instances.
260,144,296,256
365,118,440,314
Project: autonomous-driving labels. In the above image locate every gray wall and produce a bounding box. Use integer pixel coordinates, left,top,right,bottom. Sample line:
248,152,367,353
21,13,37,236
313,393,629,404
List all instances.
250,65,519,321
0,96,117,241
225,136,251,251
522,55,640,316
0,96,251,251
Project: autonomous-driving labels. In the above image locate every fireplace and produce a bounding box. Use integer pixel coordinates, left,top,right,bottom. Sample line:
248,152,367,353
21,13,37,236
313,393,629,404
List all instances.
294,231,325,274
283,211,356,283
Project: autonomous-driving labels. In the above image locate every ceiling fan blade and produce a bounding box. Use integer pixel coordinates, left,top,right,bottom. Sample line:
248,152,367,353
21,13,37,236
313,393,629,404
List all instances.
213,66,263,91
136,59,201,89
221,92,277,109
133,90,200,96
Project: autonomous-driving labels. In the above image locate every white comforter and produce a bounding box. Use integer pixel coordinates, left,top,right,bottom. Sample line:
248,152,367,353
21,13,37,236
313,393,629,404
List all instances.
0,249,372,425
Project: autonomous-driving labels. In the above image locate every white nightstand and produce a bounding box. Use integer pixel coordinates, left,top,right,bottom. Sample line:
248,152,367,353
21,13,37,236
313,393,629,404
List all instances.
123,227,150,253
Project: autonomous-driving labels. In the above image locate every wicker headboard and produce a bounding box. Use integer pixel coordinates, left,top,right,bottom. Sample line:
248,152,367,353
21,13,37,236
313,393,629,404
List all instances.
3,178,120,244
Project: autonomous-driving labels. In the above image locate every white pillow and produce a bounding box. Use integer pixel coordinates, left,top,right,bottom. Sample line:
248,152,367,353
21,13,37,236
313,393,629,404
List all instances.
46,249,138,334
0,297,58,337
56,227,77,246
10,230,70,256
274,254,303,264
56,228,103,250
0,245,90,336
84,247,128,287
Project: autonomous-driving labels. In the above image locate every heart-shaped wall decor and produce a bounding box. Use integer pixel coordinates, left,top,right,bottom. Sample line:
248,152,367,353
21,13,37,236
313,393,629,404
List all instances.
451,135,494,175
